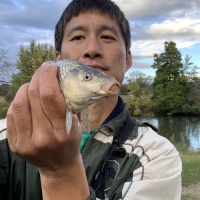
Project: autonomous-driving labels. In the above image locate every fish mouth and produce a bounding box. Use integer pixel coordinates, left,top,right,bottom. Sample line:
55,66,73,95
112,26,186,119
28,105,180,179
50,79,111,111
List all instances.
102,78,120,94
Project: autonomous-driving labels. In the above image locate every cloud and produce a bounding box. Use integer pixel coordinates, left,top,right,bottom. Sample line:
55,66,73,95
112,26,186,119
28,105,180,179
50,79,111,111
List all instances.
131,17,200,42
0,0,200,74
114,0,200,20
128,2,200,64
0,23,54,64
0,0,71,30
0,0,71,63
131,60,151,69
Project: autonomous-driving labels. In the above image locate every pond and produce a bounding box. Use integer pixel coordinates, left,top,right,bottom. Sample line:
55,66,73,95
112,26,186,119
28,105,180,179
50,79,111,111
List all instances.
1,116,200,150
135,116,200,150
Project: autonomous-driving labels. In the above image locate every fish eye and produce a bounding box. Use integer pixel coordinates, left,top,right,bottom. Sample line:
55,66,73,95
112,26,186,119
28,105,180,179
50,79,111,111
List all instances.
84,73,92,81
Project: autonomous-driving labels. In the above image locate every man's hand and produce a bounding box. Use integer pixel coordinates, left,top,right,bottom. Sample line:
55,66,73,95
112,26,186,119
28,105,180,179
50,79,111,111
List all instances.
6,62,90,199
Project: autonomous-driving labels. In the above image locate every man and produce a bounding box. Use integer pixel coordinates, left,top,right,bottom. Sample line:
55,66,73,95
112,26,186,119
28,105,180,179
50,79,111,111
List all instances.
0,0,182,199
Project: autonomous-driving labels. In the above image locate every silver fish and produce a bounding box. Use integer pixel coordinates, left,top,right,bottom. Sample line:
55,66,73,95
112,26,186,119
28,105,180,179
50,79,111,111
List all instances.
56,59,120,134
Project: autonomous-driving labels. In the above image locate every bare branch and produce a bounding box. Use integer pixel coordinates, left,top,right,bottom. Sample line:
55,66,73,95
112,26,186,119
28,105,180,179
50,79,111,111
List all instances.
0,80,12,84
0,48,15,84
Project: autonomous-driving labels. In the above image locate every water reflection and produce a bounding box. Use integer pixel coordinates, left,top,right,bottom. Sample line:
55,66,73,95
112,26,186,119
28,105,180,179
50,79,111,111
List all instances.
1,116,200,150
135,116,200,150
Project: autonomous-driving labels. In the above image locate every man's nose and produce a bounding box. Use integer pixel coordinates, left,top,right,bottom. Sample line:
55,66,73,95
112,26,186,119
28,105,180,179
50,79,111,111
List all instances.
82,38,103,59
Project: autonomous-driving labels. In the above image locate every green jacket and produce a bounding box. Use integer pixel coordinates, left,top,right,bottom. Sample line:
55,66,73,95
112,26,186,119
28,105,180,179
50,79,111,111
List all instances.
0,104,182,200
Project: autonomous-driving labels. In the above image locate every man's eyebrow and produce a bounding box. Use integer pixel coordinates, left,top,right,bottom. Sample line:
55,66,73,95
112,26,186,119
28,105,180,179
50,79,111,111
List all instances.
99,25,120,36
65,24,120,37
65,25,87,36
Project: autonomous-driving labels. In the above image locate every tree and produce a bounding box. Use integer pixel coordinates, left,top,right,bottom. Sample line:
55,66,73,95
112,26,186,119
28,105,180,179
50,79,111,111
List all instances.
10,40,55,97
152,41,189,115
0,84,10,96
125,71,157,116
0,49,15,85
119,84,130,95
182,54,199,79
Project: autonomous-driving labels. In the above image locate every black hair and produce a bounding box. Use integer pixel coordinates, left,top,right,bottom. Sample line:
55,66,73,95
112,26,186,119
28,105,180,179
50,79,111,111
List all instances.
54,0,131,53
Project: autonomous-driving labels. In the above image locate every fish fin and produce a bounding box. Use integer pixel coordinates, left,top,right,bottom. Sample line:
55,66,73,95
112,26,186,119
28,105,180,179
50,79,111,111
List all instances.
66,102,72,135
80,107,90,134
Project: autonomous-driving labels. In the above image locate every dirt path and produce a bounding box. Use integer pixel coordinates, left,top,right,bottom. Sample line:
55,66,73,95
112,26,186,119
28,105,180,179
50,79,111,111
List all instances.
182,182,200,200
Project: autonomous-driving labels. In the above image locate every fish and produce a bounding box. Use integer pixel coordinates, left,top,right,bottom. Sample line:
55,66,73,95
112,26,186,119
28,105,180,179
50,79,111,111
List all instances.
56,59,120,134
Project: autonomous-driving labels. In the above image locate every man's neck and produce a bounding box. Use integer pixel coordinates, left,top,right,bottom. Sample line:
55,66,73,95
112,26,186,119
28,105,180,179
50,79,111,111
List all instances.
89,95,118,130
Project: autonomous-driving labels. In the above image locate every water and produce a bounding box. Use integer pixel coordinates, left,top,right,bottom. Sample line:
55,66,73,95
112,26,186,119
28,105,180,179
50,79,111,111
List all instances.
135,116,200,150
1,116,200,150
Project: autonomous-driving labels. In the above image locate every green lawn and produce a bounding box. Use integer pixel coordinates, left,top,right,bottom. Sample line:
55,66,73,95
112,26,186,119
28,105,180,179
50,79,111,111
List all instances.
174,143,200,186
181,153,200,187
175,143,200,187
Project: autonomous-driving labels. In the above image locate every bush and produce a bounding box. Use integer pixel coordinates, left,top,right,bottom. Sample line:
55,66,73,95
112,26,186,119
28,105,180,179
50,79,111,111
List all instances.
0,107,8,119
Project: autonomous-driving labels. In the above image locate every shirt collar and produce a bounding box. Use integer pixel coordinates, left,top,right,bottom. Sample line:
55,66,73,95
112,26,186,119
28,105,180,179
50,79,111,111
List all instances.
102,96,124,125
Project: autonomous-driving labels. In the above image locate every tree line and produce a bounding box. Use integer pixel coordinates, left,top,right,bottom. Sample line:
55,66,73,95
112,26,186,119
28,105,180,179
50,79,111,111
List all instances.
0,40,200,118
121,41,200,116
0,40,55,104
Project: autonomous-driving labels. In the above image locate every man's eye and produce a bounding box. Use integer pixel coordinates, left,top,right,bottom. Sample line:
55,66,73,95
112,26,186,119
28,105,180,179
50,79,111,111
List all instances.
101,35,115,40
71,36,85,41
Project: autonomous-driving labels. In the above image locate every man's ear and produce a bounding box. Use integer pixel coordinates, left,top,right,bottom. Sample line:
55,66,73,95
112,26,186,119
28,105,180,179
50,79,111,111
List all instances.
54,51,62,61
126,51,132,72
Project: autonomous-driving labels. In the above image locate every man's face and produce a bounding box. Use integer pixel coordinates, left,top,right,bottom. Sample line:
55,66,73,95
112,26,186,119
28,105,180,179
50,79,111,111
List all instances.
55,12,132,84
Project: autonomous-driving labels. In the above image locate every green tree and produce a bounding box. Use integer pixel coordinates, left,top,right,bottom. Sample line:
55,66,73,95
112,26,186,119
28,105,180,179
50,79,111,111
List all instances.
119,84,130,95
181,55,200,114
152,41,189,115
125,71,157,116
183,77,200,114
0,84,10,96
10,40,55,99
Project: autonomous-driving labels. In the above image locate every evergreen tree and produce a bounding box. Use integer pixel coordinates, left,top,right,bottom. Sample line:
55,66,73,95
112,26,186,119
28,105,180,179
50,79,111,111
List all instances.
152,41,189,115
10,40,55,98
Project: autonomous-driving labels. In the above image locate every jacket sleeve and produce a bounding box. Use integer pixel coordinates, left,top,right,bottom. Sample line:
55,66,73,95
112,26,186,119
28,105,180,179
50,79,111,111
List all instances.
0,119,8,200
120,126,182,200
0,119,7,141
0,150,8,200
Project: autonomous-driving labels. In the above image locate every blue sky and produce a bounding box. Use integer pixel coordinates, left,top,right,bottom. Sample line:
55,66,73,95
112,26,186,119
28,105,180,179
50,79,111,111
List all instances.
0,0,200,78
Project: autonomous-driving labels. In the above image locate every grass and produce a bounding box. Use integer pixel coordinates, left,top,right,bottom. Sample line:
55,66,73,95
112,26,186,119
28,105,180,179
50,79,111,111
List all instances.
0,96,6,102
181,153,200,187
181,195,199,200
174,143,200,199
175,143,200,187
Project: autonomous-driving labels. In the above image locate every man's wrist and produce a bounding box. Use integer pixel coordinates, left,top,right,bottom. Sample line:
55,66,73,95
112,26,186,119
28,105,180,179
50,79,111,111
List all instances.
39,154,90,200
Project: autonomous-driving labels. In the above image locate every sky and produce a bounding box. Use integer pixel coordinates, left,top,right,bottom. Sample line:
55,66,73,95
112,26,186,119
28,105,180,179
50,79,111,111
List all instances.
0,0,200,78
